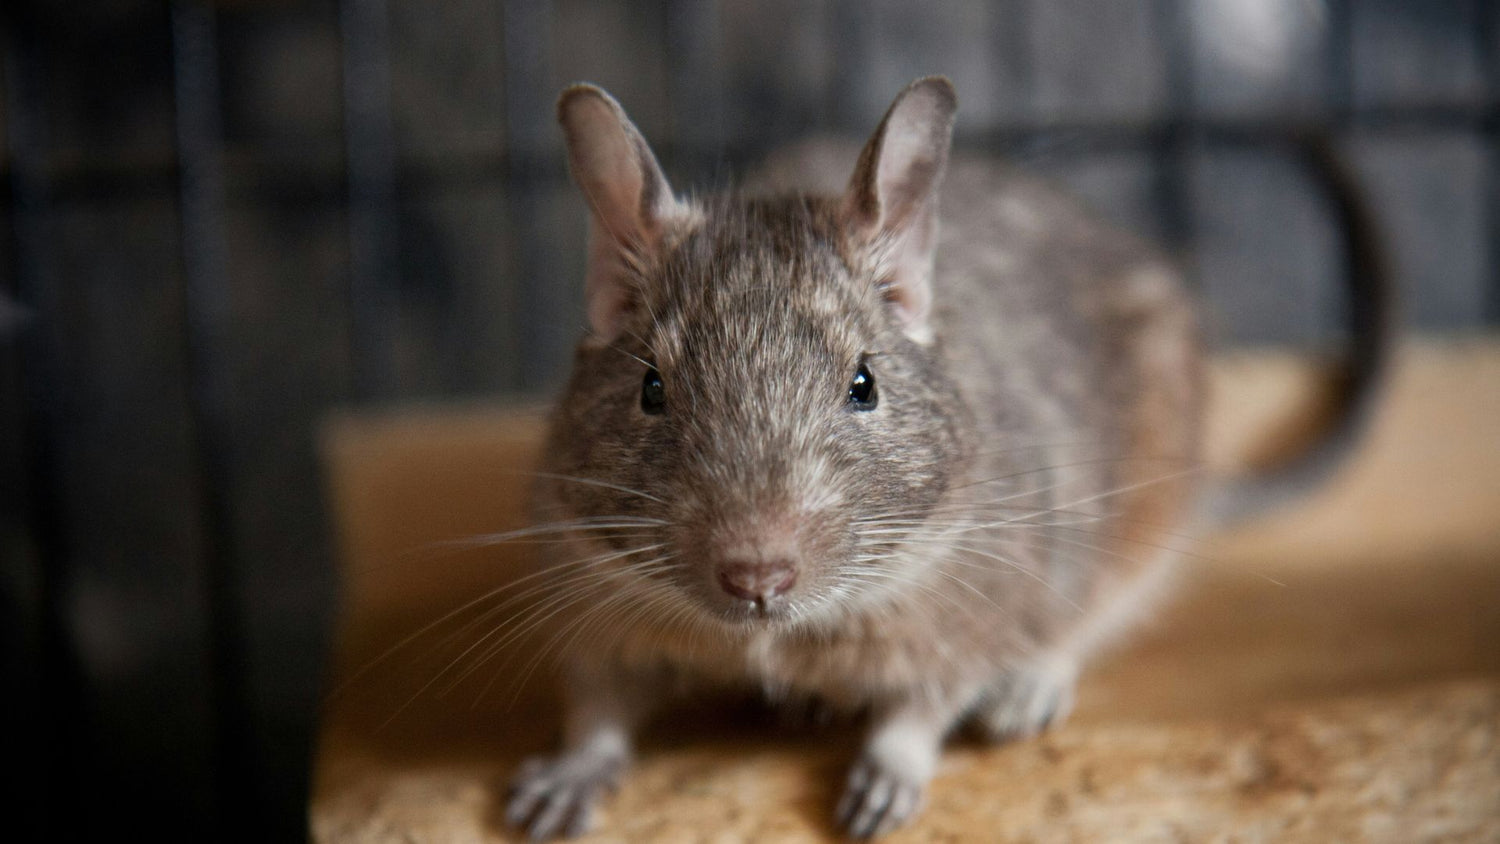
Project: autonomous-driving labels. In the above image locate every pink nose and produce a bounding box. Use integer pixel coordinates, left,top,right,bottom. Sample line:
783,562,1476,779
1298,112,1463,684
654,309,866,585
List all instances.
717,561,798,604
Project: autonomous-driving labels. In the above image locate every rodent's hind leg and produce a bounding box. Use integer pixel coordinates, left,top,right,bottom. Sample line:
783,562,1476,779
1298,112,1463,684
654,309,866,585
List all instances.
505,661,659,839
965,658,1077,743
835,692,970,838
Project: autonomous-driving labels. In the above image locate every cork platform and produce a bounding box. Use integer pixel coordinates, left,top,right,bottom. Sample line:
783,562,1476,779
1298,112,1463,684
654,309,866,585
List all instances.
313,337,1500,842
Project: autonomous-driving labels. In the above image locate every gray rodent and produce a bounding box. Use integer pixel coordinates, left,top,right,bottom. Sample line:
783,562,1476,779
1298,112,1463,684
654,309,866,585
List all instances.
503,77,1389,839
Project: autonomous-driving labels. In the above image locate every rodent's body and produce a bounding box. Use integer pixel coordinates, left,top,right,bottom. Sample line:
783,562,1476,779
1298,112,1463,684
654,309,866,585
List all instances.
539,159,1199,711
508,79,1212,839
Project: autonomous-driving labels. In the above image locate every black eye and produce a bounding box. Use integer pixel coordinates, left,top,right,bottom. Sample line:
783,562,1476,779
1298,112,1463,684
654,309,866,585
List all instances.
641,367,666,415
848,361,877,410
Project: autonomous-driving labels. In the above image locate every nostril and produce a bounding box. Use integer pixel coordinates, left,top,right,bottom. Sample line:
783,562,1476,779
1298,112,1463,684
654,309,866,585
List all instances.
717,561,798,603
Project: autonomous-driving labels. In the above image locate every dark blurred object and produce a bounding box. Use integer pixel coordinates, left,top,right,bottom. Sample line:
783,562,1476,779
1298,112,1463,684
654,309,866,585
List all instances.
2,0,1497,839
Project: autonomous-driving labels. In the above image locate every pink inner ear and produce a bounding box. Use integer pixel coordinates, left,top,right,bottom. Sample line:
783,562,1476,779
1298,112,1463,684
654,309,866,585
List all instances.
586,272,633,342
881,241,935,330
559,86,680,344
564,96,651,247
582,215,644,343
876,118,942,229
840,79,955,343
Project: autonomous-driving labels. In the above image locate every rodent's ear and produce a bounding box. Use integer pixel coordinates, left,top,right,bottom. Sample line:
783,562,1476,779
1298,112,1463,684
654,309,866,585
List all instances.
842,76,957,344
557,84,684,343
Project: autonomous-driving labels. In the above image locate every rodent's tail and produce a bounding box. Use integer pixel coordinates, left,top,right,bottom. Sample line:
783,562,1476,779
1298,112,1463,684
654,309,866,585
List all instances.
1194,134,1395,530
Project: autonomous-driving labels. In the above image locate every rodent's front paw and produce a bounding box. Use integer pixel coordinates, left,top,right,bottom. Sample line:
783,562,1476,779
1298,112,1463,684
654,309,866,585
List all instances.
505,750,624,840
969,661,1077,743
835,753,928,839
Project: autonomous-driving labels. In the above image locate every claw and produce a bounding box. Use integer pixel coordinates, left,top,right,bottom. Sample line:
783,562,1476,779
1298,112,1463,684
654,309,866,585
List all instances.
836,755,927,839
505,750,623,840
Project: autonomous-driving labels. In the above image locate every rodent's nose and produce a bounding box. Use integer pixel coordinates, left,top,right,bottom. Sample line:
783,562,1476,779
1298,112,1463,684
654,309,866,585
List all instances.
717,561,798,605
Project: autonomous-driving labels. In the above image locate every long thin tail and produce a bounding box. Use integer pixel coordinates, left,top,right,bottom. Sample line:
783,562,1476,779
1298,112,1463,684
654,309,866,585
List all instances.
1195,135,1396,529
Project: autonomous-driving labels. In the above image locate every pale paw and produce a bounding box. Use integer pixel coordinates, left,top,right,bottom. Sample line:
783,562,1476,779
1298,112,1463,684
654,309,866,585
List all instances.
834,753,928,839
969,663,1076,742
505,750,624,840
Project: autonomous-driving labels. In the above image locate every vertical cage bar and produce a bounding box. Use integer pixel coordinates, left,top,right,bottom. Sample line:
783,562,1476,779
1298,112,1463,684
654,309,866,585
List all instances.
1322,0,1362,342
341,0,400,401
1323,0,1354,120
2,14,75,839
502,0,559,390
170,1,255,836
664,0,724,183
824,0,868,130
991,0,1034,151
1480,0,1500,323
1154,0,1197,272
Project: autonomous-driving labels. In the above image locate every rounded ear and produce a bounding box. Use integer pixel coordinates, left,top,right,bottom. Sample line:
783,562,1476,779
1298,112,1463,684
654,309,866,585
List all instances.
557,84,682,342
841,77,957,343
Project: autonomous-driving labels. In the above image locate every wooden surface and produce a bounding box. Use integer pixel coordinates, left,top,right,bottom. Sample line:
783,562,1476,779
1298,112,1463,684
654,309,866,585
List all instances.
313,337,1500,842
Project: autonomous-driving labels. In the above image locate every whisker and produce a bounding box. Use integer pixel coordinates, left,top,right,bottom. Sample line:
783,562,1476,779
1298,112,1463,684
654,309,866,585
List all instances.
949,455,1195,494
433,516,668,550
414,544,670,670
334,537,667,708
873,537,1084,612
523,471,669,505
451,558,672,695
496,570,673,705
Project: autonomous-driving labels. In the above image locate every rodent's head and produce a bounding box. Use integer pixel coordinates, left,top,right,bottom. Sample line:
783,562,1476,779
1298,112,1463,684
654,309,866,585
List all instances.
541,79,966,630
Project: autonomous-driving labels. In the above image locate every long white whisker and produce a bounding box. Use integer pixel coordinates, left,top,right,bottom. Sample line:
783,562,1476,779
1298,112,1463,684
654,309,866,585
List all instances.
524,471,669,504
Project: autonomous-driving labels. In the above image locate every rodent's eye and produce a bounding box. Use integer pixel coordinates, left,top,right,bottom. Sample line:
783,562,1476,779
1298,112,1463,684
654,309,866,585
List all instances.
847,361,878,410
641,367,666,415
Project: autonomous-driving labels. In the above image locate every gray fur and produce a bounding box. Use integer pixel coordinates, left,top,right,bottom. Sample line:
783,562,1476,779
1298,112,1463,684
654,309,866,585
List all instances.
510,77,1207,839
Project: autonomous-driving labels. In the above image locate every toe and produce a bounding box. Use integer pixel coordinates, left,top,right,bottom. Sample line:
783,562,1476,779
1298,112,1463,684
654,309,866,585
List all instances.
527,791,573,841
504,752,620,840
849,774,893,838
870,780,921,838
505,779,544,828
837,758,925,839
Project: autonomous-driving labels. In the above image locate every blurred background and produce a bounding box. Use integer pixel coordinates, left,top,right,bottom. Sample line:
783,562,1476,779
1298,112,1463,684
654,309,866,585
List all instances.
2,0,1497,839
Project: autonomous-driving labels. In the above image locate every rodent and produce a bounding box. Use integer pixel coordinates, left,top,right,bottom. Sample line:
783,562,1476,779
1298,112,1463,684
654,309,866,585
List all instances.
502,77,1389,839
